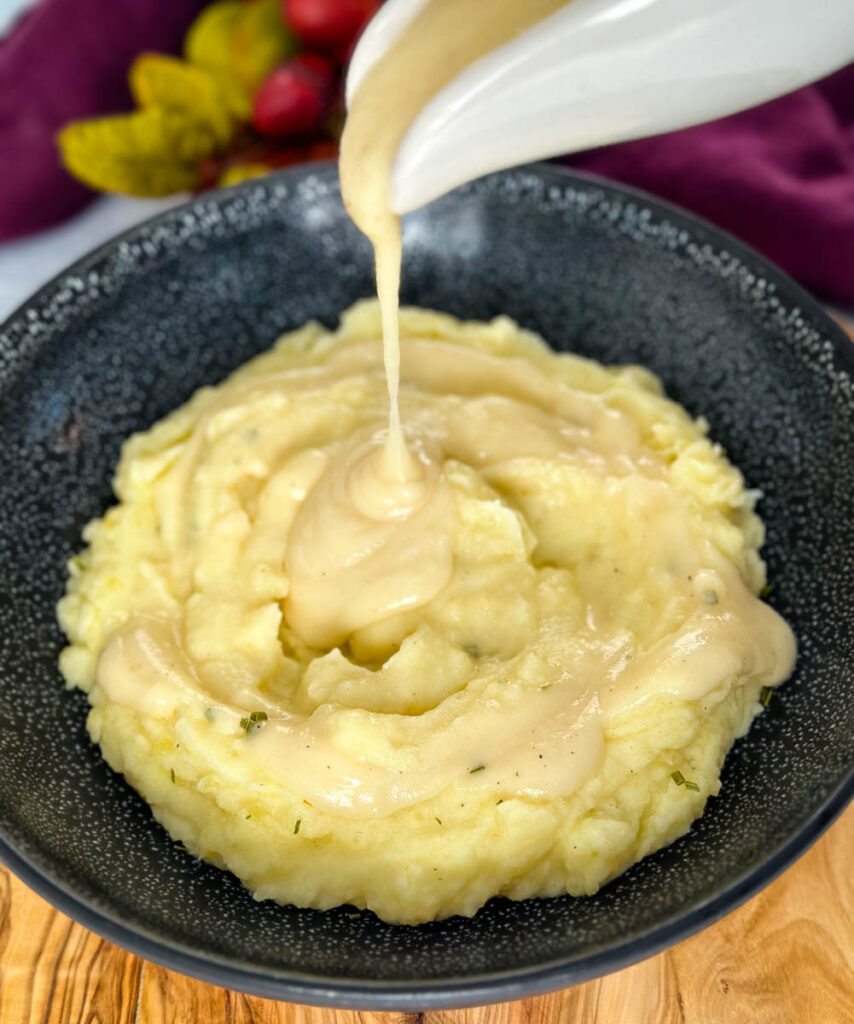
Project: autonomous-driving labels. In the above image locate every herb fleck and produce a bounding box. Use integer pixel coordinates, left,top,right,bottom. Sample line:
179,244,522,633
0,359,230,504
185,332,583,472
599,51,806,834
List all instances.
434,817,442,825
462,644,480,659
759,686,774,707
671,770,700,792
468,764,486,774
204,706,215,722
293,818,301,835
170,768,175,784
702,589,719,605
240,710,268,735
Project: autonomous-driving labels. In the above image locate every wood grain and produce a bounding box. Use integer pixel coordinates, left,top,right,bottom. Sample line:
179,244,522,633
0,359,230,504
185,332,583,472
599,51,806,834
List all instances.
1,803,851,1023
0,866,141,1024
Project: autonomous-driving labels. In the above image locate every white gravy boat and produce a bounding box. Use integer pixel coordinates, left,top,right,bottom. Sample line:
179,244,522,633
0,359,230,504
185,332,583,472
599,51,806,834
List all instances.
347,0,854,216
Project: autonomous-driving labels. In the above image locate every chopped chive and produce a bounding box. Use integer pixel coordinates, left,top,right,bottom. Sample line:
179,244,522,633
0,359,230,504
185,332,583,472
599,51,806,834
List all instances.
204,706,215,722
293,818,301,835
435,817,442,825
240,711,268,735
462,644,480,658
170,768,175,783
759,686,774,707
702,589,719,605
496,799,504,806
469,764,486,774
671,769,700,791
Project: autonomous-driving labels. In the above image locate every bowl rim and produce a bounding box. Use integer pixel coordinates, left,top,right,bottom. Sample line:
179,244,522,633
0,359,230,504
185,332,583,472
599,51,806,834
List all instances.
0,160,852,1010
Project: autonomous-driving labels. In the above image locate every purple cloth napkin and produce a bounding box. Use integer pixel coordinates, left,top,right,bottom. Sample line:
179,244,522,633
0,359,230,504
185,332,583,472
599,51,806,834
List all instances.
566,64,854,304
0,0,204,242
2,2,852,304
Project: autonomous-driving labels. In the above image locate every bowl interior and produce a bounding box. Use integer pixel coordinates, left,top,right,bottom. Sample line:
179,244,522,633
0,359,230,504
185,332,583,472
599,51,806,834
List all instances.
0,164,852,1008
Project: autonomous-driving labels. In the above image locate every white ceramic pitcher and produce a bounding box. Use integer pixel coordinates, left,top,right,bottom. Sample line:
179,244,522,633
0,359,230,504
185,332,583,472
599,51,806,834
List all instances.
347,0,854,215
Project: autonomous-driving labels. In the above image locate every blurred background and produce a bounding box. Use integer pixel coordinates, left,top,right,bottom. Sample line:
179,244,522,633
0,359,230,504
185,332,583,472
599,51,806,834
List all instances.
0,0,851,321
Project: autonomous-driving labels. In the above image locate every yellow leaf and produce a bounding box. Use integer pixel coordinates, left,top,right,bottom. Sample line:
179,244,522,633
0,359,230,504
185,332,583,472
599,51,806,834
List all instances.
184,1,251,119
184,0,243,67
185,0,298,120
130,53,233,147
232,0,297,93
58,109,216,197
218,162,271,187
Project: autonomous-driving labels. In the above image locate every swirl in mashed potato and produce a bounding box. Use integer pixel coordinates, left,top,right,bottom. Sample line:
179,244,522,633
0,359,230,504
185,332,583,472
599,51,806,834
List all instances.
57,302,794,924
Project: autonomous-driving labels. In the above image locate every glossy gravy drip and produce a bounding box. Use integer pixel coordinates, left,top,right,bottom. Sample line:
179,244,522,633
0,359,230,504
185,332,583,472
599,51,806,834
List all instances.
95,334,797,819
339,0,570,471
279,0,577,652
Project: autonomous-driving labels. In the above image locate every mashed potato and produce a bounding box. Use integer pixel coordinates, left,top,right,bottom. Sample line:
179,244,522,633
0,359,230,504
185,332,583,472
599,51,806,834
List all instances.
57,302,794,924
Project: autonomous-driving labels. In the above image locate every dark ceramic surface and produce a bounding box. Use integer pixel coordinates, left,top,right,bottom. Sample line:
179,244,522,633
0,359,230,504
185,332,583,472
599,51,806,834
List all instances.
0,164,851,1010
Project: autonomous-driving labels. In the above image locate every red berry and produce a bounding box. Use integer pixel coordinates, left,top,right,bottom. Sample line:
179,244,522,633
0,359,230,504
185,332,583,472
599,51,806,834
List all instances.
293,51,337,88
252,58,335,138
283,0,379,54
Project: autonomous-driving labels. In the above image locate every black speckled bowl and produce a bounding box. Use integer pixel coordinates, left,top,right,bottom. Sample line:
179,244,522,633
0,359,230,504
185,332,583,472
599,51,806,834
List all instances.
0,164,851,1010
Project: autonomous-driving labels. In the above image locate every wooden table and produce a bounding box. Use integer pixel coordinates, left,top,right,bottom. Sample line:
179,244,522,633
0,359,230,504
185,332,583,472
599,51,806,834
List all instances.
2,315,852,1024
0,806,851,1023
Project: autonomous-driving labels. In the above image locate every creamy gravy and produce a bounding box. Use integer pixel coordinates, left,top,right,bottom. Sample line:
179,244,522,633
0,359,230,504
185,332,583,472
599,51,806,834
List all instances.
325,0,574,647
339,0,570,466
92,0,797,822
95,334,796,818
